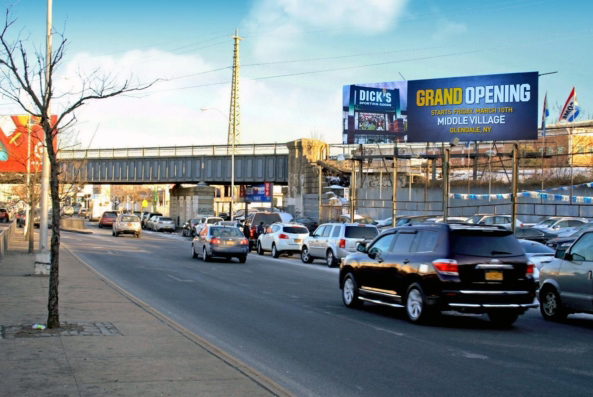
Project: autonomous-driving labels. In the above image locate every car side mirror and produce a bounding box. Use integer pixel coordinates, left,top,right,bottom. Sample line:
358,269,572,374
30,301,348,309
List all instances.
356,242,367,253
367,251,377,260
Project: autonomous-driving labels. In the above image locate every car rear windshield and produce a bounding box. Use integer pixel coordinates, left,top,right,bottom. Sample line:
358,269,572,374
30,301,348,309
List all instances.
253,214,281,225
122,216,139,222
344,226,378,239
103,212,117,218
450,231,524,257
159,217,172,222
283,226,309,234
211,227,243,237
207,218,223,224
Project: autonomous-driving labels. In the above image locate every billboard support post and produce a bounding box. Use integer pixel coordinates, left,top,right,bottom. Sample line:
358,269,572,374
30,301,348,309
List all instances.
392,146,398,227
511,143,519,234
443,147,450,223
350,161,357,222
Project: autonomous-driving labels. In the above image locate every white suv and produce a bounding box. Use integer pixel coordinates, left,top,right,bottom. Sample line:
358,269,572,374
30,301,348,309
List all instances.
257,222,310,258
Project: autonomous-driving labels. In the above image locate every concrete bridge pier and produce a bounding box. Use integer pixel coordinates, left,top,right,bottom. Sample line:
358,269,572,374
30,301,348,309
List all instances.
169,184,215,227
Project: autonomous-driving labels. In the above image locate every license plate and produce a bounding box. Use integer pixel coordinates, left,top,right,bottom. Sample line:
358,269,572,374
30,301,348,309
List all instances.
294,239,302,243
127,223,132,226
226,241,235,246
485,270,503,281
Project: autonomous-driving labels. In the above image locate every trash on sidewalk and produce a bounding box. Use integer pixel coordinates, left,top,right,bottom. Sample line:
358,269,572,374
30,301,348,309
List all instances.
32,324,46,330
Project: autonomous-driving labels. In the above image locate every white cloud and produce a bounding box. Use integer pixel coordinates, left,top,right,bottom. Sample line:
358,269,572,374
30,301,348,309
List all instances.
431,18,468,41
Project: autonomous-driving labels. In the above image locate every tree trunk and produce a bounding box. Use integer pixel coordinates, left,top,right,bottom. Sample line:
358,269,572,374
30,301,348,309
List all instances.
46,127,61,329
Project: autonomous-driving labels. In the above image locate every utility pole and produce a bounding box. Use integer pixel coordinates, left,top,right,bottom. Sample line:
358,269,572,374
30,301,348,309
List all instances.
39,0,51,252
227,29,242,220
26,116,34,253
443,147,450,223
392,146,398,227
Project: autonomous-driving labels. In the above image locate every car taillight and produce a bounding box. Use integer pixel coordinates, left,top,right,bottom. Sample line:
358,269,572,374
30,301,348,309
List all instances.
239,239,248,245
433,259,459,276
250,228,256,237
526,261,535,275
339,239,346,249
210,237,221,245
278,233,289,239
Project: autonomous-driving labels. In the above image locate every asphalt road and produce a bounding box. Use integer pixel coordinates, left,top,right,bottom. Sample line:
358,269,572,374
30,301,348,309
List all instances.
62,224,593,397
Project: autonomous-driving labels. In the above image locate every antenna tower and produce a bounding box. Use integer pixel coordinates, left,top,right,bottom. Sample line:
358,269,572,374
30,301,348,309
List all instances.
227,29,243,154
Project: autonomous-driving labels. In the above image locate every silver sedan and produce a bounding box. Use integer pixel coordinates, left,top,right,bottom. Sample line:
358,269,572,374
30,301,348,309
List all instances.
191,225,249,263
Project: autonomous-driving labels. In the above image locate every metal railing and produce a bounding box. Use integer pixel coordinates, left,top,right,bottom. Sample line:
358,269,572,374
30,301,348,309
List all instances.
0,220,16,261
58,143,288,160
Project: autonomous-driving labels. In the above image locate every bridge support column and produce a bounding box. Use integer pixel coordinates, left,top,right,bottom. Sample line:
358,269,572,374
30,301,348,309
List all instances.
169,185,215,227
286,139,328,219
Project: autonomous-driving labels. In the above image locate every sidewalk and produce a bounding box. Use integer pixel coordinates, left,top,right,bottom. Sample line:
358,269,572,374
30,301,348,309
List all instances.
0,228,291,397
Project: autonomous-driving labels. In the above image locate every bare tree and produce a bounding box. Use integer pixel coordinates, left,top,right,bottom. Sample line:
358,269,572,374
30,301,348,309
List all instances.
0,8,155,328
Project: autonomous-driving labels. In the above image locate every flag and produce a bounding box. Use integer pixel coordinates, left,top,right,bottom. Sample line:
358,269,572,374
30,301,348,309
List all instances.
559,87,581,122
541,93,549,136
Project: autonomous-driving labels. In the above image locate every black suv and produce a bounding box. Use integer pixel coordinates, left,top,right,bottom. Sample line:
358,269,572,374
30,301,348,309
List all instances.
243,212,283,250
340,223,538,326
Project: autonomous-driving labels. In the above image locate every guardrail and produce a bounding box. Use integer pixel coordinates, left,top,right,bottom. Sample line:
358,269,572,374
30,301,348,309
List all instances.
0,220,16,261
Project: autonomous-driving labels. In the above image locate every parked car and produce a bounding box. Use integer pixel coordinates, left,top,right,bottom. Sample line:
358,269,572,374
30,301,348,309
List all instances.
0,208,10,222
112,214,141,238
78,208,88,218
243,212,283,250
465,214,523,229
145,215,160,231
98,211,118,228
257,223,310,258
218,212,230,221
152,216,175,232
181,219,201,237
142,212,162,229
215,220,242,230
394,215,434,227
191,225,249,263
338,214,376,225
340,223,538,325
301,223,379,267
539,231,593,321
293,216,319,232
515,227,557,244
427,216,468,224
194,216,224,235
545,222,593,250
518,239,555,283
555,220,593,238
61,206,74,216
533,217,588,236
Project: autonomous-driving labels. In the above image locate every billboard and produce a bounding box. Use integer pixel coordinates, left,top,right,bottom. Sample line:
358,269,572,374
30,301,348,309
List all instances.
0,115,57,173
407,72,538,142
239,183,273,203
342,82,407,144
343,72,538,144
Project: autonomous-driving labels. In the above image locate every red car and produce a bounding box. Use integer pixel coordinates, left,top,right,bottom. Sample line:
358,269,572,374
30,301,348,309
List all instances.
98,211,118,228
0,208,10,223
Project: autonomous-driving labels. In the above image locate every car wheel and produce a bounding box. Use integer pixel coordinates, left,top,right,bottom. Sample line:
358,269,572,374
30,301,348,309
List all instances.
271,244,280,258
301,246,314,263
342,273,362,308
191,244,198,258
257,242,264,255
487,310,520,327
202,247,210,262
114,231,118,237
98,223,102,228
405,284,431,324
238,255,247,263
326,250,337,267
112,230,115,236
540,287,568,321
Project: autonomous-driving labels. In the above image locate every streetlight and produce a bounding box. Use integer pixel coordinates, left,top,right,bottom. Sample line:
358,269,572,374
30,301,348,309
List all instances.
201,107,235,220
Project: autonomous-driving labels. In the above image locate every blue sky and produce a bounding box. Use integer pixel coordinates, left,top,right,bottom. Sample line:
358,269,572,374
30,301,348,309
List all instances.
2,0,592,148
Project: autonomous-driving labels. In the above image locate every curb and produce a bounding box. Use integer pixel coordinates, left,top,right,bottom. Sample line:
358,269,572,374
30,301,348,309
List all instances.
60,228,93,235
62,245,293,397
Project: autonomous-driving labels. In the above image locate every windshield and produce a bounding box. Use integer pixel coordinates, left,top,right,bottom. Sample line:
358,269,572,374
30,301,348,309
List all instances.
344,226,378,239
450,231,524,257
520,240,554,254
465,215,483,224
211,227,243,237
103,212,117,218
159,217,172,222
283,226,309,234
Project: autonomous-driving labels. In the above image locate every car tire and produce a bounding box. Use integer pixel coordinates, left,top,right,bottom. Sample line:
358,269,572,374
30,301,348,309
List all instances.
301,246,314,263
342,273,363,308
114,231,118,237
326,250,337,267
202,247,210,262
257,242,264,255
98,223,102,228
487,310,520,327
238,255,247,264
191,244,198,258
540,286,568,321
271,244,280,258
405,284,431,324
